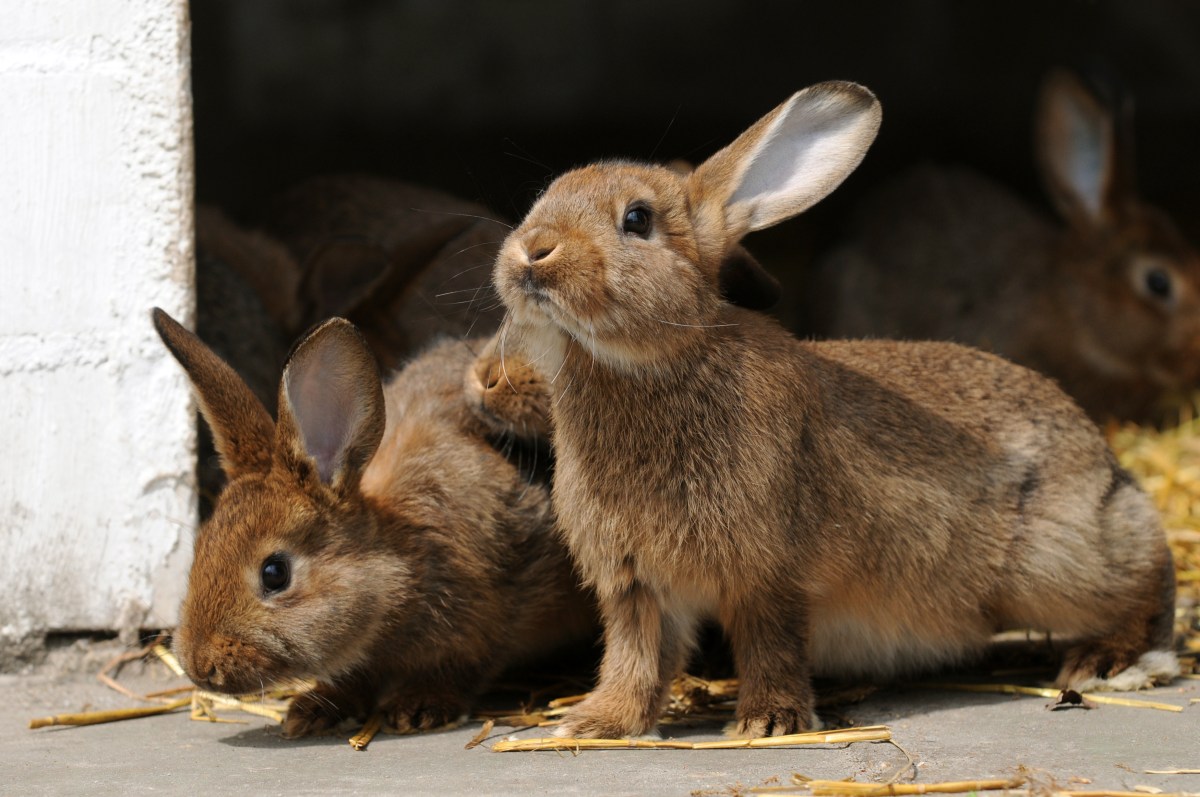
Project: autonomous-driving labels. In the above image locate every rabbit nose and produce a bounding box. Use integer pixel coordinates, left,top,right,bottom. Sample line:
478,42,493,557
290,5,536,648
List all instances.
474,357,503,391
520,266,542,293
190,659,222,690
520,227,558,264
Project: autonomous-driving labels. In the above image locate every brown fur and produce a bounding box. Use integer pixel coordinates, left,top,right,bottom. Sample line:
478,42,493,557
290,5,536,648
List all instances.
810,70,1200,423
462,333,552,444
153,310,594,736
196,205,305,338
491,82,1177,739
263,174,514,369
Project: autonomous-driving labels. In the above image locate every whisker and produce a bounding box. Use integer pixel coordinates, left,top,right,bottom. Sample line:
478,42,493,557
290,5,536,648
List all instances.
650,102,683,162
435,285,496,299
677,134,722,163
302,687,339,714
463,307,485,340
556,329,595,403
432,297,491,308
437,259,502,285
443,239,508,258
503,137,553,171
409,207,513,230
516,440,535,502
499,318,518,394
432,292,496,307
549,341,571,385
465,267,495,326
655,318,739,328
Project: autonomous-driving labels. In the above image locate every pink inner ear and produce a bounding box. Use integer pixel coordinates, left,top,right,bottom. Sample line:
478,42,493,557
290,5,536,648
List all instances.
285,342,368,484
1055,100,1112,222
722,85,880,234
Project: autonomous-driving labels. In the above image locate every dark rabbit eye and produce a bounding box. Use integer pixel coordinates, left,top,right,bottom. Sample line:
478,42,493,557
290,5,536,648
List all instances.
622,205,652,237
1144,268,1173,301
260,554,291,595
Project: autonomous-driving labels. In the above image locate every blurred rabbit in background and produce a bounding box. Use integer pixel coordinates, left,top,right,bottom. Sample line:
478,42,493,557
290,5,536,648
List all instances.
809,69,1200,424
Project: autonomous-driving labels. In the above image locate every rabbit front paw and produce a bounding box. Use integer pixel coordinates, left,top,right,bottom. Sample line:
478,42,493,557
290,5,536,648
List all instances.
733,704,817,739
382,695,468,733
553,695,657,739
283,686,354,738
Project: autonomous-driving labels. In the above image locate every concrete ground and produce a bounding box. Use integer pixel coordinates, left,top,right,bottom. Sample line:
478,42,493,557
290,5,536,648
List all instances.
5,648,1199,797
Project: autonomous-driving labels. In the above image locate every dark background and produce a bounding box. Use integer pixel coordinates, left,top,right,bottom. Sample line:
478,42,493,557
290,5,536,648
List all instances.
190,0,1200,302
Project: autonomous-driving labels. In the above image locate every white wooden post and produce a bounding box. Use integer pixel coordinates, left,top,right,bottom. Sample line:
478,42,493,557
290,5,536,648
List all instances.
0,0,196,661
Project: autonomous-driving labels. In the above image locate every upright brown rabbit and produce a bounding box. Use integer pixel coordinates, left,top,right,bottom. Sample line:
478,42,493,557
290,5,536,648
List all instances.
492,81,1178,740
809,69,1200,423
153,310,594,737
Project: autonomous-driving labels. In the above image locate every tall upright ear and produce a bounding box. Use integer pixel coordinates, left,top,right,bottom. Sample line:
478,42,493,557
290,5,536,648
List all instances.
152,308,275,479
275,318,385,492
1036,69,1127,229
690,82,882,241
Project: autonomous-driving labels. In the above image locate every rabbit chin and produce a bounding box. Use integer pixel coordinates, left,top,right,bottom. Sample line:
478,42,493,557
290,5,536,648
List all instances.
509,311,695,377
500,267,703,372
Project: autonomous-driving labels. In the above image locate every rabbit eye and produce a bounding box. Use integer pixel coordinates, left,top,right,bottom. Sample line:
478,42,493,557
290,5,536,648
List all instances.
622,205,652,238
1144,268,1173,301
260,554,291,595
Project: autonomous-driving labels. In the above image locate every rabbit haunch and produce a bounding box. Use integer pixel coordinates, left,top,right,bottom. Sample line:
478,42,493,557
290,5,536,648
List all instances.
153,310,592,737
492,81,1177,740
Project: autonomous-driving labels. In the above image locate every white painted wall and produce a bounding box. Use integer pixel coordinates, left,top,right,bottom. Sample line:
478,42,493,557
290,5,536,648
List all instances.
0,0,196,657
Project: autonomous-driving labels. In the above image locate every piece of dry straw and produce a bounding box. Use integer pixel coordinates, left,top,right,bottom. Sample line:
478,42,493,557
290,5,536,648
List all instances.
918,683,1184,712
490,724,890,752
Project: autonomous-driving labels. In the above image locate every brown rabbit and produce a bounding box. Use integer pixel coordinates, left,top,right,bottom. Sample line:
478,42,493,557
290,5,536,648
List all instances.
263,174,514,369
809,69,1200,423
491,81,1178,740
152,309,594,737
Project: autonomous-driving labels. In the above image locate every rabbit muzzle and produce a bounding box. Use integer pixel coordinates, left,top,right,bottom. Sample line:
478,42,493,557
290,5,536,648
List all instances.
176,629,282,695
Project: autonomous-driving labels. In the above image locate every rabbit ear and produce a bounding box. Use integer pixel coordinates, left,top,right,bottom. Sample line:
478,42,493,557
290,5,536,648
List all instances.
275,317,385,492
302,239,393,320
152,308,275,479
690,82,881,242
303,217,477,321
1036,69,1127,228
